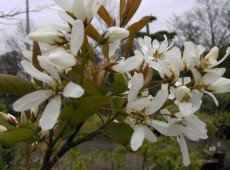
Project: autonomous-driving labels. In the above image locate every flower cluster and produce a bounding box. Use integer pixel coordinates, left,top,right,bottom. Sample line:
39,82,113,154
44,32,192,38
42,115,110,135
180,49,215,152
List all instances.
0,0,229,168
114,36,230,165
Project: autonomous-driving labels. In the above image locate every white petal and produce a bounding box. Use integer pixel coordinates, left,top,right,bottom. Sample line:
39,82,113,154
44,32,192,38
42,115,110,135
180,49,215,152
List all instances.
128,73,144,102
85,0,103,22
204,91,219,106
126,98,151,114
150,120,181,136
109,40,120,58
58,10,75,25
112,56,143,73
72,0,86,21
13,90,52,111
48,49,76,71
70,19,84,56
147,83,168,114
202,68,226,85
144,126,157,142
63,82,84,98
130,125,145,151
39,96,61,130
191,68,202,85
178,102,193,116
38,56,61,83
183,41,195,59
212,47,230,67
177,135,190,166
21,60,54,84
55,0,73,12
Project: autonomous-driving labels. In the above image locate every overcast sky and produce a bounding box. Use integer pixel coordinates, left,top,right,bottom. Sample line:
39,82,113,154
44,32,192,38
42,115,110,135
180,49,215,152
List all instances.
0,0,196,53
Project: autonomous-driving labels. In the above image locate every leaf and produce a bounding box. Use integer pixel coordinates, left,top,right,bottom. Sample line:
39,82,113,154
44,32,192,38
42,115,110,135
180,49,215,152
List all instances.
121,0,142,27
112,97,126,111
107,73,128,94
125,16,152,57
60,95,113,125
102,123,133,146
128,16,152,36
85,24,101,42
32,41,43,86
125,36,135,58
119,0,126,23
0,127,36,145
0,74,36,96
98,6,115,26
32,41,42,71
102,43,109,59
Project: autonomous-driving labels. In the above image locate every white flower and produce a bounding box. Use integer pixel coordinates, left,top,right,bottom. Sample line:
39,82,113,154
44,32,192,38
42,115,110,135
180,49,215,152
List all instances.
151,109,208,166
138,35,173,61
27,25,68,45
199,47,230,71
103,27,129,43
192,67,226,106
125,73,168,151
55,0,104,23
13,60,84,130
174,86,202,116
180,41,204,71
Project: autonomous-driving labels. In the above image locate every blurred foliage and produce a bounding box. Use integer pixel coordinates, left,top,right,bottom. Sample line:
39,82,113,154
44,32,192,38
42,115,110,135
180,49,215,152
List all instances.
139,137,203,170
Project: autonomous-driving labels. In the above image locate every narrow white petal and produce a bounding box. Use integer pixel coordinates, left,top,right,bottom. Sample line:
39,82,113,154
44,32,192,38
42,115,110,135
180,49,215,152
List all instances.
204,91,219,106
147,84,168,114
112,56,143,73
128,73,143,102
72,0,86,21
21,60,54,84
63,82,84,98
144,126,157,142
55,0,73,12
191,68,202,85
131,125,145,151
39,96,61,130
13,90,52,111
202,68,226,85
211,47,230,68
177,135,190,166
150,120,180,136
38,56,61,83
70,19,84,56
58,10,75,25
109,40,120,58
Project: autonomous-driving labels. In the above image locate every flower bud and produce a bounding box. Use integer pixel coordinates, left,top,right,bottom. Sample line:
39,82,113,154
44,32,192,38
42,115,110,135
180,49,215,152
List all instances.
30,107,38,122
0,112,19,126
102,27,129,43
0,125,7,133
20,111,28,125
27,25,67,45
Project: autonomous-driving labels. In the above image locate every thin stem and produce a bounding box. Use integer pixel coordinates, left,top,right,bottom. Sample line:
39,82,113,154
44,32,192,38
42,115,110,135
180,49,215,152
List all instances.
46,123,83,169
41,130,54,170
25,144,31,170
